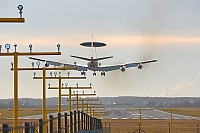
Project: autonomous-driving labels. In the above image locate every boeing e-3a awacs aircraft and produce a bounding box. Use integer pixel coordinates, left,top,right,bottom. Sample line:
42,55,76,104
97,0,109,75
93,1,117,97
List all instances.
29,42,157,76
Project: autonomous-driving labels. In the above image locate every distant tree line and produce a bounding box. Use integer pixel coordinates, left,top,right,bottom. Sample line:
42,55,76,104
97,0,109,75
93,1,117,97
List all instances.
0,101,32,108
145,100,200,108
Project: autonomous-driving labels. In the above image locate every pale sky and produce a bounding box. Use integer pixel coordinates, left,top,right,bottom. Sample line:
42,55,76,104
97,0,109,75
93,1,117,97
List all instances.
0,0,200,98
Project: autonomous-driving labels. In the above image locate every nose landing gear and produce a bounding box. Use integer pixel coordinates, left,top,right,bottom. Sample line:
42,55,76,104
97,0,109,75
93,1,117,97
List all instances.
93,72,96,76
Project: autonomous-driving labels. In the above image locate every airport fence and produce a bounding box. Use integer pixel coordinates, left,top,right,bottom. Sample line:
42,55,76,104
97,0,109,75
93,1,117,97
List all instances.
0,110,102,133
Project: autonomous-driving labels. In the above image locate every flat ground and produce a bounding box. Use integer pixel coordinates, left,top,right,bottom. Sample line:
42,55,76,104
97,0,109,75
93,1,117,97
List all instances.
0,108,200,133
103,119,200,133
0,118,199,133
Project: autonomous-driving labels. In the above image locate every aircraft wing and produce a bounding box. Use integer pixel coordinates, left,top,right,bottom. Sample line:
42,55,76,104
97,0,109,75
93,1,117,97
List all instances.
98,59,157,72
29,57,64,66
98,65,121,72
125,59,157,68
28,57,88,71
140,59,158,64
75,65,88,71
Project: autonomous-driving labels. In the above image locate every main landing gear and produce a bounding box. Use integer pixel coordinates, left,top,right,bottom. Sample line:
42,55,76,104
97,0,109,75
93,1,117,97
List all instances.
101,71,105,76
81,71,86,76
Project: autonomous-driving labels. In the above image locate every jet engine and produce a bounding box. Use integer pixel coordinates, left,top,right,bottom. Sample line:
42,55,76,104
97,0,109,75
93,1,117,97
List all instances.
138,64,142,69
45,62,49,67
121,66,125,72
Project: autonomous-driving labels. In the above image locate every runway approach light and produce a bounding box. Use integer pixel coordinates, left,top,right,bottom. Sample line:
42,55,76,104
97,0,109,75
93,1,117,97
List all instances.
33,72,36,77
0,45,2,52
67,72,70,77
31,62,34,68
57,44,60,52
5,44,11,53
11,62,14,69
14,44,17,52
29,44,32,52
17,5,23,18
65,83,68,87
36,61,40,68
54,72,57,77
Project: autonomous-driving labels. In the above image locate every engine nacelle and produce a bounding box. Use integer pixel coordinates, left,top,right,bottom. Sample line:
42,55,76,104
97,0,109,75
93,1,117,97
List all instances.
74,62,77,66
45,62,49,67
121,67,125,72
138,64,142,69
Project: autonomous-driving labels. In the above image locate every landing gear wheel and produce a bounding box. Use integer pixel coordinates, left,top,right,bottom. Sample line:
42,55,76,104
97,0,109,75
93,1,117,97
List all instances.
93,72,96,76
81,71,86,76
101,72,105,76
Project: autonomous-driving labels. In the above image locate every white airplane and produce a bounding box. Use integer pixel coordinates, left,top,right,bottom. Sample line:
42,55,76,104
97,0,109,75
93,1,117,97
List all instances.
29,42,157,76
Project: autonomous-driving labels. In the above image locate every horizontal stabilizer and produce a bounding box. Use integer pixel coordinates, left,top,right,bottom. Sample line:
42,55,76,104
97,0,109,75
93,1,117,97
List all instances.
80,42,107,47
93,56,113,61
70,55,91,61
29,57,46,62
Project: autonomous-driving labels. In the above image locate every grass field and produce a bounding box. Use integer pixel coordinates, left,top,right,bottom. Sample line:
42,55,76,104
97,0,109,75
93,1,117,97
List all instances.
0,108,68,119
159,108,200,118
103,119,200,133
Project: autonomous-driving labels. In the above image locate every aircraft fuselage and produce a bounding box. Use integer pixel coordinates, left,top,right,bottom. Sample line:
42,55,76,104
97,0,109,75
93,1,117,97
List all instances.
87,60,98,71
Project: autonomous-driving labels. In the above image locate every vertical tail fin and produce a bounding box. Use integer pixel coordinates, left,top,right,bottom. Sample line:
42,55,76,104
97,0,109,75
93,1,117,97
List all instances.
90,35,94,58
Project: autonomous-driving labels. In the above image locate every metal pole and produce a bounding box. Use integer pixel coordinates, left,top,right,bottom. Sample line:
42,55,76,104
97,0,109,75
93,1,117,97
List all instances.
42,67,47,133
25,122,30,133
170,110,172,131
90,107,92,116
81,111,84,130
70,111,73,133
64,113,68,133
69,87,72,113
87,114,90,130
76,93,78,112
86,114,88,130
2,124,9,133
139,109,142,129
82,99,84,112
84,113,86,130
14,52,18,133
74,110,77,132
90,117,92,130
49,115,53,133
86,104,88,114
58,113,61,133
39,119,43,133
78,110,80,131
58,76,61,113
